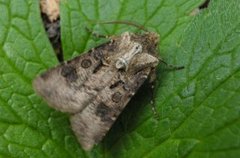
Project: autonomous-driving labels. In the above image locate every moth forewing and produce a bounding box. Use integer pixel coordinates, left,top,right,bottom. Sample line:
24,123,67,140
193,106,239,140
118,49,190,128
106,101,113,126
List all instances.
33,46,108,113
33,31,160,150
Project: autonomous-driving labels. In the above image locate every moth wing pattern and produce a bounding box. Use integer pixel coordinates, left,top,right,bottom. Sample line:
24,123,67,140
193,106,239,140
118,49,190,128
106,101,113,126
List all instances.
33,43,111,113
70,67,153,150
33,31,160,150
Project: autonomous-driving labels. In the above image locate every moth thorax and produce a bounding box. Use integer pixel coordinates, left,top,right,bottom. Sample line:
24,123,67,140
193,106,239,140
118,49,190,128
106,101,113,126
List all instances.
115,42,142,70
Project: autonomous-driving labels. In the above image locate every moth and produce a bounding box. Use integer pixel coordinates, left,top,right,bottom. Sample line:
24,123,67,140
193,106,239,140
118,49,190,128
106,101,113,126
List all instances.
33,24,163,150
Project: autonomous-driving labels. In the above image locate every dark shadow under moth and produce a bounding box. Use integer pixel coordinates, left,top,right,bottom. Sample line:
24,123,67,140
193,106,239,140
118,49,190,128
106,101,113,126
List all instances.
33,31,160,150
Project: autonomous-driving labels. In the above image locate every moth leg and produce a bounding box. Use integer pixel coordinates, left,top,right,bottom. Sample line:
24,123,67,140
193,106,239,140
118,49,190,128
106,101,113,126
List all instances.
150,100,159,120
128,69,160,120
148,59,184,119
148,68,160,120
85,27,110,39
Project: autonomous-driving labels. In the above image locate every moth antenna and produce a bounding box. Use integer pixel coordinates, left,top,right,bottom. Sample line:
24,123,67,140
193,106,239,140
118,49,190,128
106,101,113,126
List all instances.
151,101,160,120
160,59,184,70
90,20,148,32
85,27,109,39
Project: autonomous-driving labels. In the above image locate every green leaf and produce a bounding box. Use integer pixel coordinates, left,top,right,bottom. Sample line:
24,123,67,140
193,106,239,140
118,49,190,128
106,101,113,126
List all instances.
0,0,240,158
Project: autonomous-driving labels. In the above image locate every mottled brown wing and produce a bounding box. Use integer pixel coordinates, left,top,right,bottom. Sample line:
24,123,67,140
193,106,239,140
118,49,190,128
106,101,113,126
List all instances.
33,44,111,113
70,66,152,150
33,31,160,151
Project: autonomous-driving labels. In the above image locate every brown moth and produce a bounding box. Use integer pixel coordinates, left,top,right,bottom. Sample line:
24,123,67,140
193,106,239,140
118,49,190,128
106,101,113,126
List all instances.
33,30,160,150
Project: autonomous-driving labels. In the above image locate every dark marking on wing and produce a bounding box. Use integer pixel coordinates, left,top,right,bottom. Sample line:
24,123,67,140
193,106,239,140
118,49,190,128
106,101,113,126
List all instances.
81,59,92,68
40,71,50,80
92,49,104,60
61,65,78,82
96,102,113,123
93,61,104,74
105,40,117,52
110,80,124,89
112,92,122,103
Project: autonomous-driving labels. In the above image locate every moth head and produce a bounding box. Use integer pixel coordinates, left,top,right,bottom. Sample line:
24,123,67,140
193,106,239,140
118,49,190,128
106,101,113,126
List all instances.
115,42,143,70
122,32,159,57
